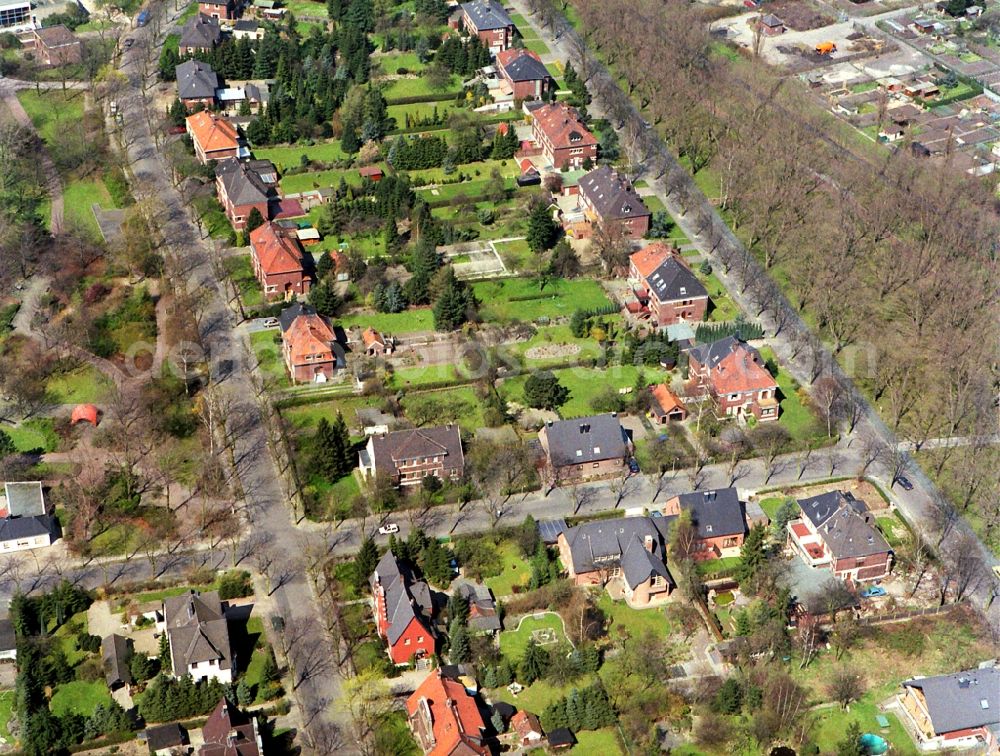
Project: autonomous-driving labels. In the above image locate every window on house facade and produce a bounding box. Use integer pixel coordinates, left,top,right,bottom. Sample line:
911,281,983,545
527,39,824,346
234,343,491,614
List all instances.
417,636,424,643
404,638,411,646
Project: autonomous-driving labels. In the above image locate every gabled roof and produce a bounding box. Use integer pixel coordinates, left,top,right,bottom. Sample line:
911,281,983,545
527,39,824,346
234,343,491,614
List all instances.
689,336,777,395
532,102,597,151
650,384,686,417
903,667,1000,734
101,633,133,687
406,670,488,756
561,516,673,589
250,222,304,276
541,414,628,467
186,111,239,155
34,24,78,48
667,488,746,539
145,723,188,751
179,13,221,49
0,515,54,542
215,157,274,207
283,313,335,366
761,13,783,26
201,698,261,756
643,256,705,304
630,242,679,278
176,59,219,100
279,302,316,332
163,591,232,676
362,327,387,348
233,18,259,32
496,48,552,82
511,710,543,738
370,550,433,645
369,426,464,474
578,165,651,223
461,0,513,31
454,582,501,633
797,491,890,560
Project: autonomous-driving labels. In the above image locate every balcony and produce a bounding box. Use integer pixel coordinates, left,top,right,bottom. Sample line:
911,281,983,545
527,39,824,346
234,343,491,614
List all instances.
789,521,829,566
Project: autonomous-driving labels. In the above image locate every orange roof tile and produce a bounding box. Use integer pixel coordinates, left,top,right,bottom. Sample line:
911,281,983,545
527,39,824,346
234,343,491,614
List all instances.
630,242,682,279
532,102,597,151
713,347,778,395
186,111,239,154
406,671,487,756
362,327,385,348
495,47,542,69
651,384,686,416
283,314,334,365
250,222,304,277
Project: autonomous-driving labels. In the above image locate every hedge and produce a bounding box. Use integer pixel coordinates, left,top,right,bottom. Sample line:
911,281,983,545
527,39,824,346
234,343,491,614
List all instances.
385,91,463,106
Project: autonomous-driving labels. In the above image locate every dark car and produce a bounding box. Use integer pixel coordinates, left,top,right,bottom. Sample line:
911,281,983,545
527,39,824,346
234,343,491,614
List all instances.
897,476,914,491
628,458,640,474
123,38,134,49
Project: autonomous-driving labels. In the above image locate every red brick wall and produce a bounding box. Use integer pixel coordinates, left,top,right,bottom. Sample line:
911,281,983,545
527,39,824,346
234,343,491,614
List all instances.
834,552,892,581
226,200,269,230
199,1,234,19
549,143,598,170
551,457,625,482
651,295,708,326
258,269,309,300
388,618,434,664
512,78,546,101
289,359,335,383
617,214,650,240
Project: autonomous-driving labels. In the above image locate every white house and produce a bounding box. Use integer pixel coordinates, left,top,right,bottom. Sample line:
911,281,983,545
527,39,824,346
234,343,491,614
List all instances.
161,591,233,684
0,482,56,553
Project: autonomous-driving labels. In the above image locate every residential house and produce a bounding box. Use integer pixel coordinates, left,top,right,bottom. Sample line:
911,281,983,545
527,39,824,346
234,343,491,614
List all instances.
361,327,394,357
578,166,651,240
661,488,748,560
686,336,778,422
370,551,436,665
198,0,236,20
900,667,999,753
628,243,708,326
548,729,576,750
0,619,16,662
453,582,501,635
758,13,784,35
531,102,598,170
249,221,312,299
214,157,277,230
186,111,243,163
281,309,340,384
145,723,189,756
511,710,544,748
496,48,554,101
787,491,892,582
358,165,384,182
556,515,674,606
406,669,488,755
460,0,514,53
231,18,263,39
200,698,263,756
179,13,221,54
162,590,233,683
32,25,82,65
538,414,631,482
176,59,220,109
101,634,133,690
359,425,465,487
649,384,687,423
0,481,56,552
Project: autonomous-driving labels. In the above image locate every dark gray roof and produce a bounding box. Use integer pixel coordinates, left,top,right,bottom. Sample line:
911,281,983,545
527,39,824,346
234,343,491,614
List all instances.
903,667,1000,734
578,166,651,223
145,723,188,750
689,336,758,369
179,13,221,50
541,414,628,467
548,728,576,747
233,18,260,32
0,515,54,542
454,582,502,632
101,633,133,687
643,256,706,304
562,516,673,590
279,302,316,332
369,425,464,475
761,13,783,26
163,591,232,676
176,59,219,100
0,619,15,652
670,488,746,539
503,52,552,82
4,482,45,517
370,551,433,645
798,491,890,560
537,518,567,544
461,0,513,30
215,157,274,207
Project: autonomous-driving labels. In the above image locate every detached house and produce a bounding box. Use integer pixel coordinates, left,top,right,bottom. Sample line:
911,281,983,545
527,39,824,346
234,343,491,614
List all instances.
249,221,311,299
361,327,394,357
628,243,708,326
900,667,999,753
460,0,514,53
538,414,631,482
496,48,554,101
0,481,56,552
687,336,778,422
649,384,687,423
178,13,221,55
198,0,236,20
176,59,219,109
578,166,651,240
186,111,243,163
215,157,277,230
661,488,748,560
200,698,263,756
31,25,82,66
371,551,436,665
453,582,501,635
280,308,341,384
787,491,892,583
531,102,598,170
161,590,233,683
557,515,674,606
360,425,465,487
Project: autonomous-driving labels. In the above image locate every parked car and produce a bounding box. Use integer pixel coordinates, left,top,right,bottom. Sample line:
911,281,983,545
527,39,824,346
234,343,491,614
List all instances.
123,37,134,49
651,511,663,519
378,523,399,535
860,586,887,598
136,9,150,26
896,476,914,491
627,458,640,474
260,317,279,328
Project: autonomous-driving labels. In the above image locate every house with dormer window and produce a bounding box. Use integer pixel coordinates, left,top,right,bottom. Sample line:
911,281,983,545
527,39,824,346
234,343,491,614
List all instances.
530,102,598,170
359,426,465,487
687,336,779,422
371,551,436,665
578,166,651,239
627,243,708,325
661,488,748,560
538,414,632,482
160,591,233,683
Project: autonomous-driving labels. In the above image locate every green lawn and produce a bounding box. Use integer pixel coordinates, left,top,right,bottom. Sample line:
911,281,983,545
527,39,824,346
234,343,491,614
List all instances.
811,699,917,756
472,277,612,323
388,363,471,389
49,680,112,718
695,271,741,322
695,555,741,577
179,0,200,20
404,158,519,187
16,90,85,147
572,728,626,755
642,194,666,214
0,689,13,740
484,542,531,597
373,51,428,73
400,386,485,429
256,142,351,173
278,166,362,195
757,496,797,521
501,364,668,419
6,418,59,453
224,254,264,308
46,365,112,404
500,612,570,660
876,515,908,548
381,75,459,101
338,308,435,334
387,100,457,127
508,324,605,367
280,395,381,431
523,38,551,56
63,178,116,242
249,330,290,388
53,611,90,666
283,0,326,16
490,675,596,713
493,238,532,271
757,347,824,442
596,592,672,640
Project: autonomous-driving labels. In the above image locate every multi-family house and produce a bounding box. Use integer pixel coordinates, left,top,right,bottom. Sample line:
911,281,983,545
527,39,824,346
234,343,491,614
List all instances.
200,698,264,756
687,336,779,422
161,591,233,683
627,243,708,326
531,102,598,170
371,551,436,665
495,48,554,101
175,59,219,109
538,414,631,482
460,0,514,53
32,25,82,65
359,425,465,487
186,111,243,163
661,488,748,560
280,309,340,384
249,221,311,299
578,166,651,240
214,157,277,230
178,13,221,54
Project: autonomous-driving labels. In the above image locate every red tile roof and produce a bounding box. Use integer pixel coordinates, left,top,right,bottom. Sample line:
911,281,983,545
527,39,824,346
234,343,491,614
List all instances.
713,345,778,395
186,111,239,155
283,313,335,366
495,47,542,69
511,710,543,740
362,327,386,348
250,222,304,277
406,670,487,756
630,242,681,279
650,384,686,417
532,102,597,151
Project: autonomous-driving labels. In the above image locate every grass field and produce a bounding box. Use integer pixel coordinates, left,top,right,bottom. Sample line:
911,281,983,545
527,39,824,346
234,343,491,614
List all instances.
695,555,741,577
6,418,59,453
499,612,570,660
46,365,112,404
405,158,520,187
472,277,612,322
279,166,366,195
757,347,823,442
280,395,382,431
0,690,13,740
387,100,457,127
16,90,85,147
249,330,290,388
757,495,797,521
338,308,435,334
501,364,668,419
283,0,326,16
572,728,626,755
373,51,427,73
483,541,531,597
596,592,672,640
400,386,485,429
381,75,459,101
490,675,596,714
696,271,741,322
224,254,264,308
508,324,604,367
63,178,117,242
50,680,112,718
256,141,350,173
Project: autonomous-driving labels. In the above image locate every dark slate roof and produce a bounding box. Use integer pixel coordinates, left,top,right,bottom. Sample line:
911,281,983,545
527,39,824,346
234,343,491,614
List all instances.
670,488,746,539
101,633,133,687
578,165,651,223
279,302,316,332
176,59,219,100
903,667,1000,733
215,157,274,207
4,481,45,517
561,516,673,590
233,18,260,32
179,13,221,49
145,722,188,751
0,619,15,653
162,591,232,677
369,425,464,475
761,13,783,26
0,515,54,542
454,582,502,633
548,727,576,747
461,0,513,30
689,336,758,369
370,551,433,645
541,414,628,467
503,52,552,82
491,700,517,721
537,518,567,544
644,256,706,304
797,491,890,560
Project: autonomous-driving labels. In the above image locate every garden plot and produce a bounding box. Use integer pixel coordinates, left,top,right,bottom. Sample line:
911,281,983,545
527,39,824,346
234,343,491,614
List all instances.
441,240,510,280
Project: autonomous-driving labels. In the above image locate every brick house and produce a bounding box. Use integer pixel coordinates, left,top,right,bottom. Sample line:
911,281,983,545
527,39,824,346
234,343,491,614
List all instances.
538,414,631,483
280,310,338,384
249,221,311,299
661,488,748,560
361,327,394,357
175,59,219,109
628,243,708,326
407,669,488,755
511,711,544,748
32,25,82,66
371,551,436,665
186,111,242,163
557,515,674,606
460,0,514,53
198,0,236,20
214,157,277,230
687,336,779,422
578,166,651,239
359,425,465,487
649,384,687,423
758,13,785,35
496,48,554,101
531,102,598,170
787,491,893,582
899,667,999,753
179,13,221,55
200,698,263,756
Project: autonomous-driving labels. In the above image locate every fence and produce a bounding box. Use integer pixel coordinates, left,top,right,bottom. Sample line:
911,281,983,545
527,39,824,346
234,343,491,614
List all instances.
857,601,966,627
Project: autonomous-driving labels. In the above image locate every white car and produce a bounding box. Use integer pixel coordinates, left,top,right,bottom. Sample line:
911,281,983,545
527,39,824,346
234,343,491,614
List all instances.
378,523,399,535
